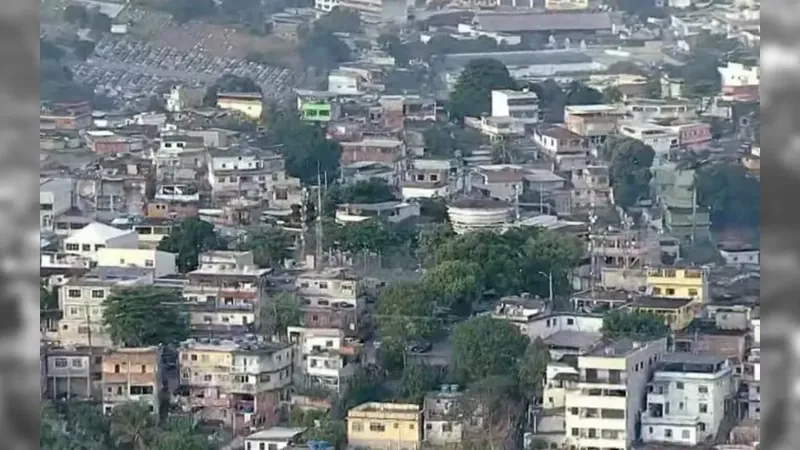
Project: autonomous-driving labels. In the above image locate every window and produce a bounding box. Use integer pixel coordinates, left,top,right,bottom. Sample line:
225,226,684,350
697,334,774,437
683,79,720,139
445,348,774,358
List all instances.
325,340,334,347
68,289,82,298
191,354,198,361
352,422,363,432
698,422,706,432
54,358,68,368
409,424,415,430
698,385,708,394
676,382,684,390
648,427,654,434
259,443,265,450
114,364,121,373
91,290,105,299
141,365,147,373
569,407,579,415
204,374,213,382
65,243,80,251
82,244,91,251
665,428,673,438
682,429,691,439
567,318,574,325
369,423,386,432
394,423,399,429
699,403,708,413
130,385,154,395
71,358,83,368
69,306,79,316
145,259,154,267
268,444,277,450
652,287,662,295
94,244,105,251
442,423,452,432
679,402,685,410
688,288,698,297
666,288,676,295
318,282,328,289
571,428,579,437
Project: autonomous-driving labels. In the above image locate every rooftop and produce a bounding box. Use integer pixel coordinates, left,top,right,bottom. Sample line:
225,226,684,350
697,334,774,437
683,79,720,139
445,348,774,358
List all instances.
565,104,622,115
245,427,306,442
587,337,661,358
349,402,421,414
65,222,136,243
536,125,583,140
217,92,263,100
631,297,694,309
474,11,613,33
441,50,593,71
179,337,290,354
543,330,603,350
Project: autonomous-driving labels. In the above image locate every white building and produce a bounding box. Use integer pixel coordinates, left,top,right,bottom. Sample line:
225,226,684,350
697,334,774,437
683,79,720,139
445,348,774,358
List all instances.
287,327,357,393
40,178,74,233
327,70,362,95
491,89,540,124
718,245,760,267
423,387,473,446
641,353,733,446
446,198,514,234
334,201,420,224
564,338,668,450
314,0,340,13
463,116,526,142
244,427,306,450
63,222,139,261
718,62,760,89
624,99,697,123
618,121,679,162
95,248,177,278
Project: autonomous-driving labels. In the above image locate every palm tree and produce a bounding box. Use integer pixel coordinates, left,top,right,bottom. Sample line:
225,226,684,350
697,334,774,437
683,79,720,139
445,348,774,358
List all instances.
109,402,156,450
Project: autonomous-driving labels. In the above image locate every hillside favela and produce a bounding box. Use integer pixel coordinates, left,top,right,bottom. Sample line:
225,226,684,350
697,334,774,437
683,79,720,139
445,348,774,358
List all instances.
40,0,761,448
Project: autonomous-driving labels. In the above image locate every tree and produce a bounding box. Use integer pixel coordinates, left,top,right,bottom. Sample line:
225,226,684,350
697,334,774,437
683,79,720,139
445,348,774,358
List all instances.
695,163,760,229
422,260,482,315
448,58,516,120
103,287,189,347
422,124,457,158
108,402,157,450
397,361,445,403
418,197,449,223
528,79,566,122
237,228,295,268
376,281,438,347
72,40,96,61
151,418,217,450
451,316,528,384
266,112,342,184
378,34,411,67
564,81,603,105
300,28,352,72
304,419,347,450
516,339,551,398
157,218,224,272
41,283,58,310
258,292,303,336
64,4,89,26
315,7,362,33
605,61,647,76
601,136,655,208
602,309,669,339
602,86,624,103
326,179,397,208
203,74,261,107
89,12,112,34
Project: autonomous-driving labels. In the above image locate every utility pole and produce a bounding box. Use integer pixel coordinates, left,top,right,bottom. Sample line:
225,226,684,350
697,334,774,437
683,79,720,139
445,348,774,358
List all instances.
690,184,697,247
538,271,553,306
588,196,598,294
314,168,324,270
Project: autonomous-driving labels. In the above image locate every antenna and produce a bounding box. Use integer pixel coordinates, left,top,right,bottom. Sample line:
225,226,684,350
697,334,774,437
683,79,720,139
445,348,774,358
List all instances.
300,186,309,262
588,193,598,294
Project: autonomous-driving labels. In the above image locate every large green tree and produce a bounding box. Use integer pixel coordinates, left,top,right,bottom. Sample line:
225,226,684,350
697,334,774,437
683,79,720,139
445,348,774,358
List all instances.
376,281,438,347
695,163,760,229
602,309,669,339
258,292,303,336
103,287,189,347
601,136,655,208
448,58,516,120
157,218,224,273
236,228,295,268
266,112,342,184
451,316,528,384
421,260,483,315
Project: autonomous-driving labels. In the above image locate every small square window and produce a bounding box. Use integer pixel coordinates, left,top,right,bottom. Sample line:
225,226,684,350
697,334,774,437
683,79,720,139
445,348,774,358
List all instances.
682,429,691,439
699,403,708,413
676,382,684,390
665,428,673,438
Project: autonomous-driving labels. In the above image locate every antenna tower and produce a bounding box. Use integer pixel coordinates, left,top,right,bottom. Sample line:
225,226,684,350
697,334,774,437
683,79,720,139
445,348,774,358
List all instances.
314,169,324,270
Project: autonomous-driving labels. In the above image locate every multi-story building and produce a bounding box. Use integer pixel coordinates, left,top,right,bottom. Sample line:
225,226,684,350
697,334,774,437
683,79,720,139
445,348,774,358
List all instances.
571,165,612,209
295,268,365,336
380,95,437,122
58,267,158,347
334,201,420,225
129,217,174,250
738,347,760,420
645,266,708,303
177,338,293,431
468,165,525,202
347,402,424,450
564,105,625,146
183,251,271,337
625,297,696,331
63,222,140,262
641,353,733,445
208,151,302,208
446,198,515,235
422,386,479,447
532,125,587,159
563,337,668,450
40,101,93,131
618,121,680,163
670,122,713,151
152,135,207,181
42,346,102,401
40,178,74,233
95,248,177,278
624,98,697,123
216,92,264,120
340,137,405,167
287,326,359,393
718,62,759,102
101,347,163,415
401,158,460,200
463,116,526,142
491,89,540,125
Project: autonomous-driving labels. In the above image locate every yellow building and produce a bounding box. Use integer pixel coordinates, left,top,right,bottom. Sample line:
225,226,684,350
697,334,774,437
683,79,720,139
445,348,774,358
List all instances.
627,297,696,331
545,0,588,9
645,266,708,303
216,92,264,120
347,402,423,450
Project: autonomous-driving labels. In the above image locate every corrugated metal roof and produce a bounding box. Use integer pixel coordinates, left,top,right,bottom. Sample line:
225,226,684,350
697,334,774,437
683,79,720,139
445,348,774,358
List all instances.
475,11,613,33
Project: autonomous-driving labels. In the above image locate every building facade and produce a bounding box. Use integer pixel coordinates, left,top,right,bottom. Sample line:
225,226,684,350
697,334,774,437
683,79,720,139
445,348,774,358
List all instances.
347,402,423,450
101,347,162,415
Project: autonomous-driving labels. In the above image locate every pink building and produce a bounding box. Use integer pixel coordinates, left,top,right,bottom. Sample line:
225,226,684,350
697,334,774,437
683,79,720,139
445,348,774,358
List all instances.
673,122,712,151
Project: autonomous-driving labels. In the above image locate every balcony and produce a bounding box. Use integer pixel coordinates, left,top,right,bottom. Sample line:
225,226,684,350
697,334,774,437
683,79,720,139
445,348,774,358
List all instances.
228,382,256,393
